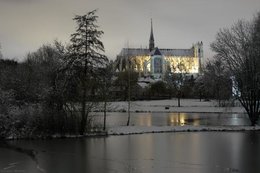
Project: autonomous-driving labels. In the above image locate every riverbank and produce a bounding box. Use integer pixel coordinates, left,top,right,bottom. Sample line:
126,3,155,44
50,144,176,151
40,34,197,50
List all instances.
104,99,245,113
108,125,260,135
1,98,249,140
3,125,260,140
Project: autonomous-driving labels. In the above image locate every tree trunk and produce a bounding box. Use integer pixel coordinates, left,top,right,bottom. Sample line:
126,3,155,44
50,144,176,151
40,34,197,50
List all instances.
80,60,88,135
80,86,87,135
242,103,259,126
103,102,107,131
126,88,131,126
249,112,259,126
103,89,107,131
127,68,131,126
127,103,130,126
178,90,181,107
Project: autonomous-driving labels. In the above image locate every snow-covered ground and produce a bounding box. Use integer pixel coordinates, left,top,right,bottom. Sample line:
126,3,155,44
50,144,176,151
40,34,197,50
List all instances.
108,125,260,135
101,99,258,136
105,99,245,113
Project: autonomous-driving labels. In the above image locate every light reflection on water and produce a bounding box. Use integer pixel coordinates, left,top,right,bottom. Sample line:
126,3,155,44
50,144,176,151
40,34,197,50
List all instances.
139,114,152,126
167,113,186,126
93,112,253,127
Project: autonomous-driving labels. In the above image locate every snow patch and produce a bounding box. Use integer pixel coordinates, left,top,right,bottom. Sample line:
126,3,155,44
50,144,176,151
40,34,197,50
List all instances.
105,99,245,113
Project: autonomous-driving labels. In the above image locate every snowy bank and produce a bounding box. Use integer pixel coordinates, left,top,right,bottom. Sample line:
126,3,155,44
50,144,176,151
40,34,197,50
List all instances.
108,125,260,135
105,99,245,113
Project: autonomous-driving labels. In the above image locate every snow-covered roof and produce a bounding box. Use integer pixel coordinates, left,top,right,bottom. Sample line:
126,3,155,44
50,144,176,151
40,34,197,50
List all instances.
118,48,150,57
160,49,194,57
118,47,194,57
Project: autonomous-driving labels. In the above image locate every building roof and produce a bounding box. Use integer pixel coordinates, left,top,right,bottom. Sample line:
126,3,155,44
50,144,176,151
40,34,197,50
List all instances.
118,48,150,57
118,47,194,57
160,48,194,57
150,47,162,56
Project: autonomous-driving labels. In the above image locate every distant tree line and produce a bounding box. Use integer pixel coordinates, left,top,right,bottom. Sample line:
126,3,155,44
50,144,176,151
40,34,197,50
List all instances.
114,70,230,102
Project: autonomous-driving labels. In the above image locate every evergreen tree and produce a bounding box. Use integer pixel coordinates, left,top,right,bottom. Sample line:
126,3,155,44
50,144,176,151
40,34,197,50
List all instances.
68,10,108,134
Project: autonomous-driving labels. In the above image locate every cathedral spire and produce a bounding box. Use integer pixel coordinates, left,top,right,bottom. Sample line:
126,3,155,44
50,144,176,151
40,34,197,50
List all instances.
149,19,155,51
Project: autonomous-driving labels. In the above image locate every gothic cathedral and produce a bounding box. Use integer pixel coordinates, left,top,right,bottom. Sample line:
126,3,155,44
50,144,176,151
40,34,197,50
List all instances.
115,19,203,79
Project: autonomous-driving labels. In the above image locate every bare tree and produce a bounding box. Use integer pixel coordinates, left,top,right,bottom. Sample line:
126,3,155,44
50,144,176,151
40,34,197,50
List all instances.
99,61,113,131
114,68,138,126
173,62,188,107
211,12,260,125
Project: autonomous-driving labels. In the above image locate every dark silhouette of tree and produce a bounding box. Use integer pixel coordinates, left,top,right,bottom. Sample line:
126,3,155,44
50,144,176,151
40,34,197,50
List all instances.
171,62,188,107
114,69,138,126
150,81,167,96
194,74,206,101
99,61,114,131
114,70,138,101
68,10,108,134
211,12,260,125
202,58,232,106
22,44,70,134
0,43,75,137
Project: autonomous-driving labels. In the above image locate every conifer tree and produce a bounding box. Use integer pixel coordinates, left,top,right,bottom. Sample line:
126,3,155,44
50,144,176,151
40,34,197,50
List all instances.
69,10,108,134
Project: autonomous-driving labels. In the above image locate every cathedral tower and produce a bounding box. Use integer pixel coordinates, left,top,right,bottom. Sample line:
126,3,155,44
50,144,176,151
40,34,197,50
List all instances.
149,19,155,51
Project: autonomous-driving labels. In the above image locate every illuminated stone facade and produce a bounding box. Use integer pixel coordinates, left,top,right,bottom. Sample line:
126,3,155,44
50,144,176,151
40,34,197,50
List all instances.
115,20,203,79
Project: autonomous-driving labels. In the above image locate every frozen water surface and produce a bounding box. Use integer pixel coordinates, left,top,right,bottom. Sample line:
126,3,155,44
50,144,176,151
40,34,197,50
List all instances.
1,132,260,173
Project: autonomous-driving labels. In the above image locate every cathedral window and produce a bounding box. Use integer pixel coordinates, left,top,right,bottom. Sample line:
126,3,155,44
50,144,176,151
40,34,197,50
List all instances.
154,57,162,73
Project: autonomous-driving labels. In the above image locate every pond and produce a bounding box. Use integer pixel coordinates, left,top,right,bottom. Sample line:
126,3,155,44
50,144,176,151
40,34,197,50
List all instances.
1,132,260,173
1,112,259,173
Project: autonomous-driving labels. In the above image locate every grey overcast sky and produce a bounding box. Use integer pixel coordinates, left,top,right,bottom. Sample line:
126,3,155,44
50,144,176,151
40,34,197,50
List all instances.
0,0,259,61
